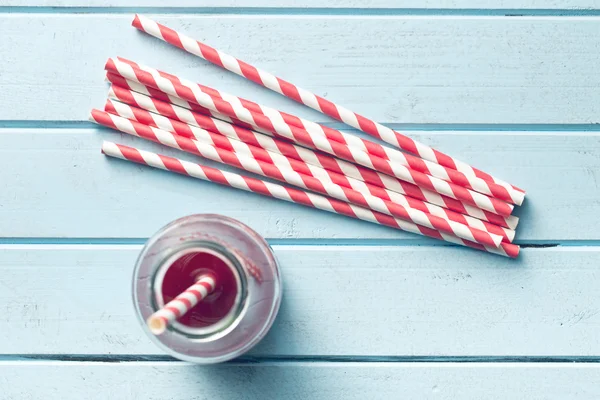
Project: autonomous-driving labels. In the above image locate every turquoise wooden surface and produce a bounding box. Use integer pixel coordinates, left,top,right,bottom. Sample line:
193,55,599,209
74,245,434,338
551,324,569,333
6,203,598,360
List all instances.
2,245,600,356
2,128,600,241
3,15,600,124
3,1,600,9
2,362,599,400
1,2,600,398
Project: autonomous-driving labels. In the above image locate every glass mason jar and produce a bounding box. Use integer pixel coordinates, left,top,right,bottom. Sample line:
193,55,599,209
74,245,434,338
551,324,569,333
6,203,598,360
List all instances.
132,214,282,363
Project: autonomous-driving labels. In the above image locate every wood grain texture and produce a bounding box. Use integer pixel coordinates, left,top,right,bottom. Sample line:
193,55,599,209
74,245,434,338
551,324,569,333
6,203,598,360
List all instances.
2,128,598,240
2,1,600,9
1,15,600,124
2,361,600,400
1,0,599,395
2,245,599,356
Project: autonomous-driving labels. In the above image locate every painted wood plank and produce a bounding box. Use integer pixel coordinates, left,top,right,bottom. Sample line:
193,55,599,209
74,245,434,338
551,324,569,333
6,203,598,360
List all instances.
3,1,600,9
2,361,599,399
2,245,599,356
1,128,598,241
1,15,600,124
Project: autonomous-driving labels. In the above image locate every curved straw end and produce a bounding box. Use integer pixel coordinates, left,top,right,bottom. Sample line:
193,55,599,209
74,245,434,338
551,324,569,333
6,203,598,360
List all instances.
506,215,519,230
514,192,526,207
132,14,142,29
506,228,516,243
147,315,167,336
197,273,218,290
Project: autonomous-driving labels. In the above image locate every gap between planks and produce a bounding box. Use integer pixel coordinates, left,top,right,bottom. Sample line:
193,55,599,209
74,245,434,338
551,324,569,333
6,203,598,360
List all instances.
3,7,600,16
3,121,600,132
2,355,600,363
3,239,600,248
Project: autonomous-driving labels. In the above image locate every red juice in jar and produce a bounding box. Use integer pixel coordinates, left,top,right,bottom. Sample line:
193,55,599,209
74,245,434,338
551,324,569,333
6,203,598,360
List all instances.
133,214,282,363
159,249,239,329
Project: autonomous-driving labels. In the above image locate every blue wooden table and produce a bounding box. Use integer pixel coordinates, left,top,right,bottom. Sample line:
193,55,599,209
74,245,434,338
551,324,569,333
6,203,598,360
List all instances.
2,2,600,398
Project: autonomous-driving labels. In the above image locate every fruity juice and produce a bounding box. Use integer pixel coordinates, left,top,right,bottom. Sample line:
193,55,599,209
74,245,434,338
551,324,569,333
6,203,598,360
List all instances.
159,249,240,329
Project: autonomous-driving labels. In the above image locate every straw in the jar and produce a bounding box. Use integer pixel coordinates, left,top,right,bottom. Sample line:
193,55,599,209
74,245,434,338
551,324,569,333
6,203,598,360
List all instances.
147,273,216,335
107,80,519,230
100,141,519,258
131,14,525,198
105,58,515,217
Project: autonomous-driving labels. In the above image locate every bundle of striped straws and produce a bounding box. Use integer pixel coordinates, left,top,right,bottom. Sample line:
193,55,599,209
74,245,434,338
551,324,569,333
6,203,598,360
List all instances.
91,15,525,258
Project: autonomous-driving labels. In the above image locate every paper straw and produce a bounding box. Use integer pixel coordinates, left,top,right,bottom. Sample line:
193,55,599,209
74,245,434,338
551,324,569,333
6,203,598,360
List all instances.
105,98,515,243
146,273,216,335
115,61,520,206
113,56,523,207
105,58,515,217
106,72,264,133
92,109,504,248
101,141,519,258
131,14,525,199
107,80,519,231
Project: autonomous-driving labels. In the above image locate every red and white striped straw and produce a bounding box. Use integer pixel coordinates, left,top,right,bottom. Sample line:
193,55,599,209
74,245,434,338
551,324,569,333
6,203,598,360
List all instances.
105,98,516,242
106,73,266,134
101,141,519,258
106,71,275,136
105,58,515,217
116,59,521,206
113,56,523,206
131,14,525,198
105,98,515,243
92,109,504,248
147,273,216,335
106,72,258,132
107,80,519,230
